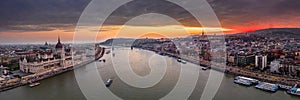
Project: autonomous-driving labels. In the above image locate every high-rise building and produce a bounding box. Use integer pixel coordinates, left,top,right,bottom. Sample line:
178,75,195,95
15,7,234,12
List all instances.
235,53,255,66
255,55,267,70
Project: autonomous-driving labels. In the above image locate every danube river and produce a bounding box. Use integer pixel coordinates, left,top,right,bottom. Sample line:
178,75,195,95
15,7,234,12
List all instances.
0,48,299,100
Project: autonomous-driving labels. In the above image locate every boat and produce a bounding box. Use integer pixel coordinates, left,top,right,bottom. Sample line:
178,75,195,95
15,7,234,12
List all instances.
234,78,252,86
234,76,259,84
157,52,164,56
233,76,259,86
177,58,182,62
177,58,186,64
287,88,300,96
202,67,208,70
278,84,292,90
255,82,279,92
105,79,113,87
181,60,187,64
29,82,40,87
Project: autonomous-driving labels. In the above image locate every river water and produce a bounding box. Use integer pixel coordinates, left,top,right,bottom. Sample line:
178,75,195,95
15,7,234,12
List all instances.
0,48,299,100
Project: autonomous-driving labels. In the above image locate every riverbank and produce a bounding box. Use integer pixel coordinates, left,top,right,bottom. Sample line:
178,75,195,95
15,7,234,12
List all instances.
0,47,106,92
0,59,95,92
0,66,74,92
138,47,300,86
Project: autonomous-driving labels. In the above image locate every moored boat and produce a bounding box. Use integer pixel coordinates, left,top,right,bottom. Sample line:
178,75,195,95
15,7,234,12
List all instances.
157,52,164,55
255,82,279,92
234,78,252,86
278,84,292,90
287,88,300,96
234,76,259,84
177,58,186,64
29,82,40,87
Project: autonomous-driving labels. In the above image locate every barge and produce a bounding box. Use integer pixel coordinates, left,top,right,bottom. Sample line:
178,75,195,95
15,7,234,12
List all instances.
255,82,279,92
234,76,258,86
287,88,300,96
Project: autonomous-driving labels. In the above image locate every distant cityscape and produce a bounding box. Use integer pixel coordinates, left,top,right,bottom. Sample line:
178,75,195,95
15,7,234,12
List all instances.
100,28,300,86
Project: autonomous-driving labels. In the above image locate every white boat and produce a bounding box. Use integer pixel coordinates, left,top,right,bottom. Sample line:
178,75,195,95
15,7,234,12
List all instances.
235,76,259,84
177,59,186,64
288,88,300,96
181,60,187,64
177,58,182,62
105,79,113,87
29,82,40,87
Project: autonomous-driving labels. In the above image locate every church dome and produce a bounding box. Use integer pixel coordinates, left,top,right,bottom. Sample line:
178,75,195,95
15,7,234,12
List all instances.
55,35,63,49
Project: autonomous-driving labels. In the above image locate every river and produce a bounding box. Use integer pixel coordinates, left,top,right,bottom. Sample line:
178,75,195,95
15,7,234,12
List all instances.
0,48,299,100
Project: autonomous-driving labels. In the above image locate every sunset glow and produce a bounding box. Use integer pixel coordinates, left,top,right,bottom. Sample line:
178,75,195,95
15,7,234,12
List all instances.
0,0,299,44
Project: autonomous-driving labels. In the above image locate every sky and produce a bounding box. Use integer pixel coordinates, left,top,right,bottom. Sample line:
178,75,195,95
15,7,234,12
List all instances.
0,0,299,44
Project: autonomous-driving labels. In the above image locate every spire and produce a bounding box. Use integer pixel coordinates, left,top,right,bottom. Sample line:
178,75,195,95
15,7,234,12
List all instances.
55,33,63,49
58,34,61,43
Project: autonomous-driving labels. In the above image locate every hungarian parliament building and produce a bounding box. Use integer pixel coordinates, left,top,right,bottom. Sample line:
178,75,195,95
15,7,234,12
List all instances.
18,37,91,73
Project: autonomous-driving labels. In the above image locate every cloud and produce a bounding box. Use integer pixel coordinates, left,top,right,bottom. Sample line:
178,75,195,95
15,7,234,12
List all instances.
0,0,299,33
102,0,201,27
0,0,90,32
208,0,300,29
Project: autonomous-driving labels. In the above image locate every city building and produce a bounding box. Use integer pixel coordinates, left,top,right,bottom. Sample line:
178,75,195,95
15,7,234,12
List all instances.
255,55,267,70
235,53,255,67
19,36,73,73
270,60,280,73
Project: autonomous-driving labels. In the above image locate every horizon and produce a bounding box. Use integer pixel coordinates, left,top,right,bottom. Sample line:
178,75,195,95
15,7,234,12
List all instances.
0,27,299,45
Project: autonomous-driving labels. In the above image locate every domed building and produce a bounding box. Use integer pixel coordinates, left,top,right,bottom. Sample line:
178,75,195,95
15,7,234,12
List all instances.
55,35,63,52
19,35,73,73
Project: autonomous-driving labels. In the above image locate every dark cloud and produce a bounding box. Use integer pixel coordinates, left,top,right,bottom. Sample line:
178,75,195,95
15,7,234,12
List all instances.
208,0,300,27
0,0,90,32
0,0,299,32
102,0,201,27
